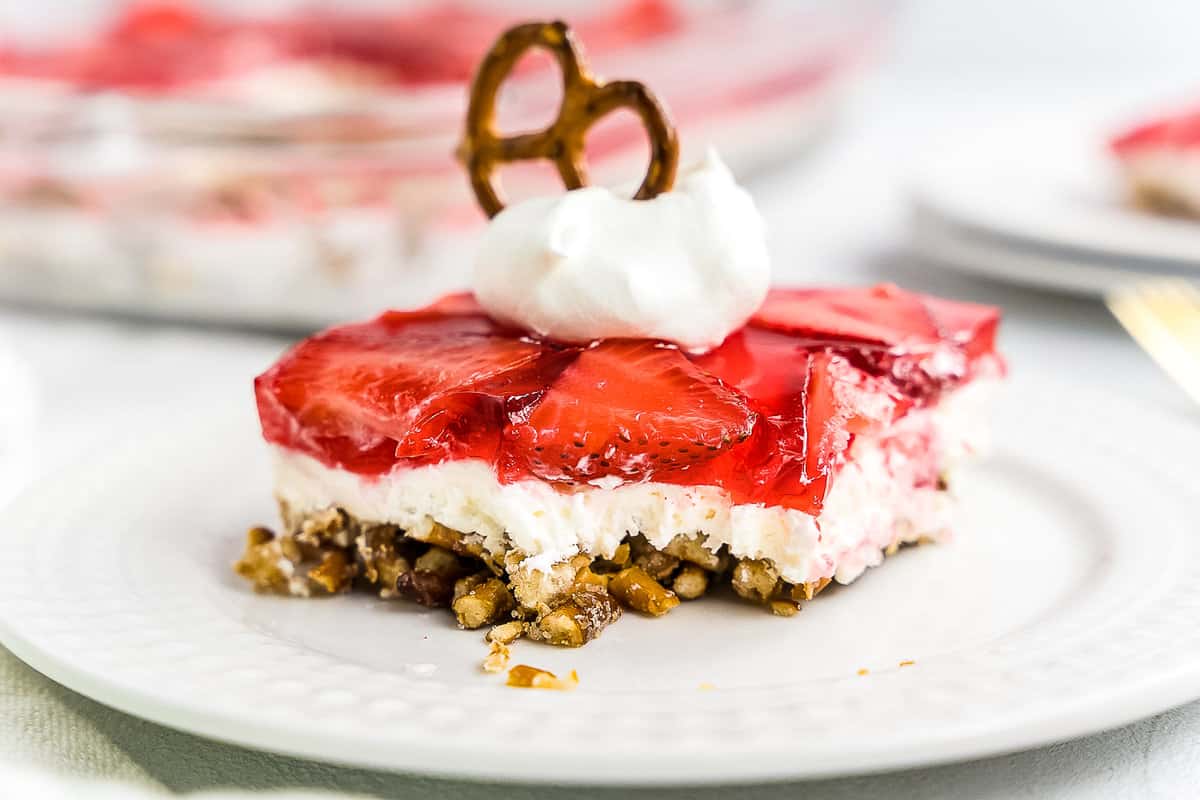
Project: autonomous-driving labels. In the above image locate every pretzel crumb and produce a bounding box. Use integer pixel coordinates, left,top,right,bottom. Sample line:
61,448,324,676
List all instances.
506,664,579,691
482,641,511,674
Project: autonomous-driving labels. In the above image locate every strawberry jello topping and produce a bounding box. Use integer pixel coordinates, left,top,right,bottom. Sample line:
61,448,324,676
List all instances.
256,285,1000,517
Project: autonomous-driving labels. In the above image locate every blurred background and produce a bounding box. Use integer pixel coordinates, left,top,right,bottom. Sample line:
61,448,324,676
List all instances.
1,0,1199,472
1,0,1198,325
0,0,889,326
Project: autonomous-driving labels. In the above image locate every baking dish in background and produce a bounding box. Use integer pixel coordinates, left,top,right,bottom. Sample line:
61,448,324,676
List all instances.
0,0,892,329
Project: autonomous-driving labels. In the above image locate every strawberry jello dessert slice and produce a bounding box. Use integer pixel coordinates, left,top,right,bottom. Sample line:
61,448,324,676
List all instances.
1111,105,1200,218
235,20,1004,648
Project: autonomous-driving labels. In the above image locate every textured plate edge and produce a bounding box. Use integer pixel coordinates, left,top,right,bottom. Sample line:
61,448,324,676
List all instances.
5,611,1200,786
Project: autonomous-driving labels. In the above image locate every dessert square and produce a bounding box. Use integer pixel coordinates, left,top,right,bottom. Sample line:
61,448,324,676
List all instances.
235,17,1003,651
239,286,1002,645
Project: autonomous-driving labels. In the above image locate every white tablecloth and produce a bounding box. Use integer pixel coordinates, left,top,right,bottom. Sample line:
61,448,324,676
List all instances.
5,0,1200,795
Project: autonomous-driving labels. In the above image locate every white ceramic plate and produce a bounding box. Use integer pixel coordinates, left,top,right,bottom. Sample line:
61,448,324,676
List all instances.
1,374,1200,785
0,339,34,508
911,121,1200,296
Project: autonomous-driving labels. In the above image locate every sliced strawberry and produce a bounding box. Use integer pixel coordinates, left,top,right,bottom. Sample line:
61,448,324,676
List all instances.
694,334,907,514
752,284,940,347
256,311,576,473
752,286,1000,400
693,327,810,416
507,340,756,482
803,353,906,476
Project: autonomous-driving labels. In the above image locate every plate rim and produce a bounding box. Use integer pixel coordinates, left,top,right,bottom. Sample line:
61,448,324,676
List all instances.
6,616,1200,786
910,204,1198,296
908,118,1200,296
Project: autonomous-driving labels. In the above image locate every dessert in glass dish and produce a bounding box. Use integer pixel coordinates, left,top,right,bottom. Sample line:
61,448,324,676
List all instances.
0,0,885,327
237,21,1003,651
1111,104,1200,219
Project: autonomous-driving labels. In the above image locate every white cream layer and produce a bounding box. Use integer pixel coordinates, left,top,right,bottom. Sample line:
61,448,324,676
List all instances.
273,380,995,586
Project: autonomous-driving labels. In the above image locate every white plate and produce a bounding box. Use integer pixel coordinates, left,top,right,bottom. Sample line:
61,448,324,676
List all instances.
1,374,1200,784
0,339,34,507
911,121,1200,296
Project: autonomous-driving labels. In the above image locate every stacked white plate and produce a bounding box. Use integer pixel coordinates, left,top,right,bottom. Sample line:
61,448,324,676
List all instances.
911,120,1200,295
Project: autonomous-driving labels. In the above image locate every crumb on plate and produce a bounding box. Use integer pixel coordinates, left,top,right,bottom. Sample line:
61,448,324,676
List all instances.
506,664,579,691
482,641,510,674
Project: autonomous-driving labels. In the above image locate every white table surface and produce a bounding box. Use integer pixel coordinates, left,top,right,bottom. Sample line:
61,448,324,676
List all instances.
4,1,1200,796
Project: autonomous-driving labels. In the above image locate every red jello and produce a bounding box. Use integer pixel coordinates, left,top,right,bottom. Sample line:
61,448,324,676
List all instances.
256,285,1001,516
1112,106,1200,157
0,0,679,92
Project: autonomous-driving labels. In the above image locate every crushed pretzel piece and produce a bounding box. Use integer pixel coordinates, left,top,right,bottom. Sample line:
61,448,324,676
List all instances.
506,664,579,691
453,575,516,629
791,577,833,603
308,549,357,594
234,527,292,593
768,599,800,617
731,558,779,604
609,566,680,616
672,564,709,600
535,587,622,647
483,641,511,674
487,621,526,645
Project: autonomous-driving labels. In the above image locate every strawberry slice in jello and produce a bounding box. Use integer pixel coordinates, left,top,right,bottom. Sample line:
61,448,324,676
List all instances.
752,284,998,398
752,284,940,347
503,339,756,483
255,301,577,474
692,327,909,514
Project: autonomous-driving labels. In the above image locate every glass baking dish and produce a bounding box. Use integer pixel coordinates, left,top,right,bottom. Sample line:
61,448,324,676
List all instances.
0,0,892,329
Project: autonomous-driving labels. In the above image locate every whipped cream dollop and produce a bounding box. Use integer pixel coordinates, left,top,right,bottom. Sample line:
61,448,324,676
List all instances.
472,149,770,353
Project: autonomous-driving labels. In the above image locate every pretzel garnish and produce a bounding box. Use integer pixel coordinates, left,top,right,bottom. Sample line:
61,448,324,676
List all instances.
457,20,679,218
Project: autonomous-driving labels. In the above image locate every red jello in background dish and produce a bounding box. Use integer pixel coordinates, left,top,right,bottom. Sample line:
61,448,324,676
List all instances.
0,0,889,332
1110,104,1200,218
0,0,681,92
256,285,1001,516
1111,107,1200,157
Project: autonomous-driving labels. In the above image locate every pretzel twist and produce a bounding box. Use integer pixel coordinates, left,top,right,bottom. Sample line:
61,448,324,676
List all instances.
457,20,679,218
